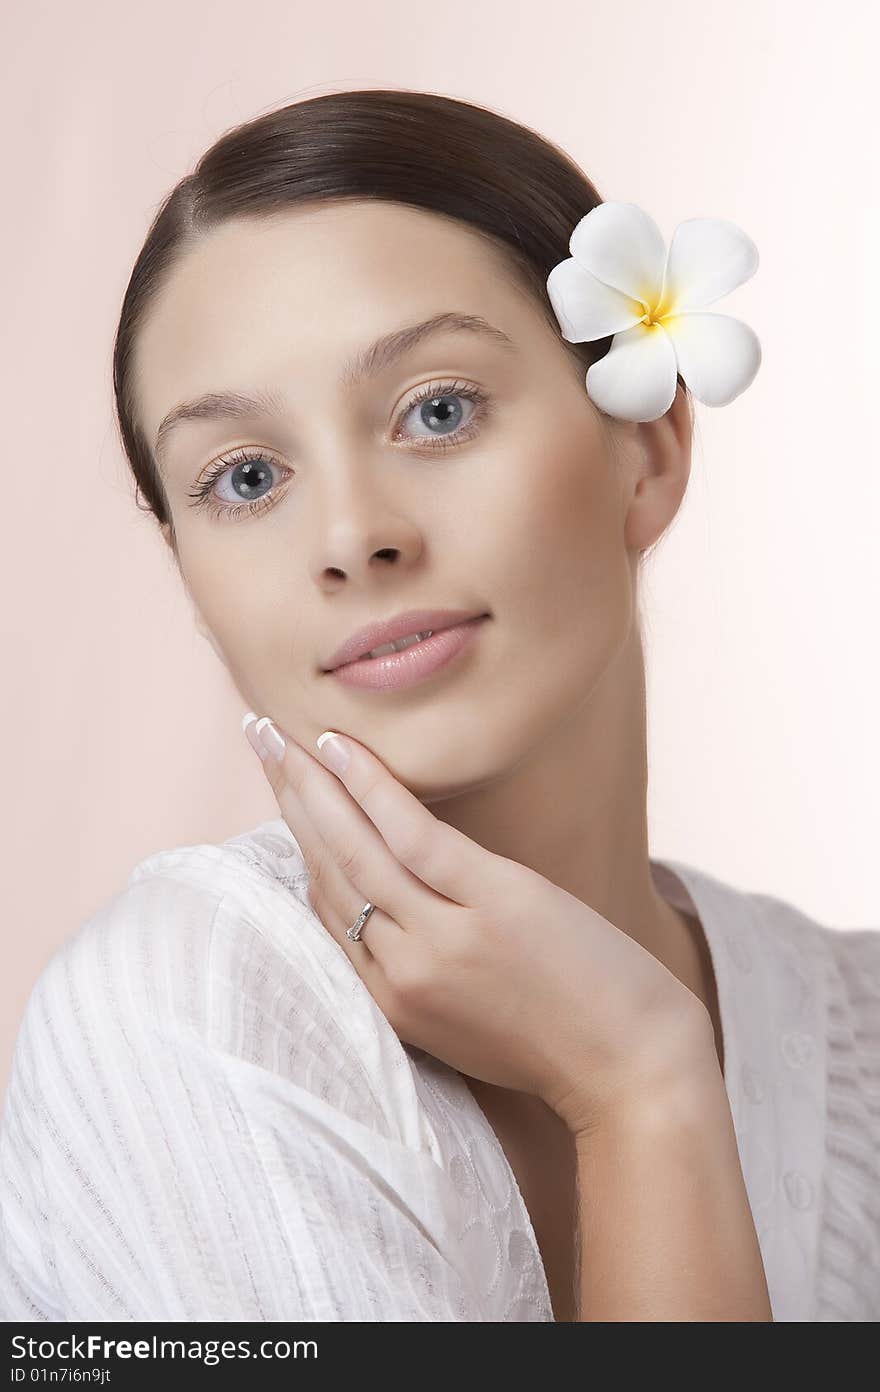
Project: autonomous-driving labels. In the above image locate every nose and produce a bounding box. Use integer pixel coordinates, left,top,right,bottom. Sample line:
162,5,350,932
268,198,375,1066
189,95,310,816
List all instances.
308,467,426,586
323,543,405,581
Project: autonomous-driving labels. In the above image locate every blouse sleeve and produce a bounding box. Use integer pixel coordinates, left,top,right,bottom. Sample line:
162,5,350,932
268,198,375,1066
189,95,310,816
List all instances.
0,866,485,1322
814,924,880,1320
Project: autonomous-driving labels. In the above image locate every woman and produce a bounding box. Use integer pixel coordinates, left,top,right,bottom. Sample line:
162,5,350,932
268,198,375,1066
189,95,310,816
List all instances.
1,89,877,1322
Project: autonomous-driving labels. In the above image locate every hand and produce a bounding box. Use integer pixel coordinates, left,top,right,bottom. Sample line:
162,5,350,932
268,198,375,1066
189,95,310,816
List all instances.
243,714,710,1133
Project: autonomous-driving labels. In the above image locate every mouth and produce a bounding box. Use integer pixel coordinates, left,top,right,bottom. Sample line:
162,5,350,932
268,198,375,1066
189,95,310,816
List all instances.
321,608,490,673
325,614,490,691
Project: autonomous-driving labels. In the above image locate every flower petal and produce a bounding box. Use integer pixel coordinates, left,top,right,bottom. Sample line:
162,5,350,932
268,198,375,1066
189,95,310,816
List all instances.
661,312,762,406
585,322,679,423
569,202,667,304
546,256,645,342
659,217,759,314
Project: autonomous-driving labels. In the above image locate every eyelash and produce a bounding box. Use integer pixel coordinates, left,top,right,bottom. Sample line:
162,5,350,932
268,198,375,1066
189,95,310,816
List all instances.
186,378,492,523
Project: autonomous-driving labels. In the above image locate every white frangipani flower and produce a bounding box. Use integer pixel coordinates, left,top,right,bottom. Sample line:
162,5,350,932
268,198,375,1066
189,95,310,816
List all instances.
546,201,761,423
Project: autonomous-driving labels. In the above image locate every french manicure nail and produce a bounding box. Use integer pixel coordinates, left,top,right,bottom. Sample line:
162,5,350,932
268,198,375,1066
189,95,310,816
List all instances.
242,711,270,762
316,730,350,774
255,716,286,762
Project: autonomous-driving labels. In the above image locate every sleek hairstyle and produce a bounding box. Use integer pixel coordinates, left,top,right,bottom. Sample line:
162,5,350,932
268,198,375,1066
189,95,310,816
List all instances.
112,87,688,553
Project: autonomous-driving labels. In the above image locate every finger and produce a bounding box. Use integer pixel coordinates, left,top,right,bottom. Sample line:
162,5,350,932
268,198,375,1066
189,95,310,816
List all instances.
254,716,452,933
290,797,406,980
243,709,365,936
310,727,502,909
273,781,373,951
247,732,404,973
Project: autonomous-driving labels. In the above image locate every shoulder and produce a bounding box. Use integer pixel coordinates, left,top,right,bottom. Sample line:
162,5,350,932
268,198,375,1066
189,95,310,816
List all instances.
5,818,424,1145
746,890,880,1319
674,855,877,992
686,869,880,1319
811,920,880,1318
0,821,490,1321
818,917,880,1106
819,917,880,991
14,821,314,1052
727,877,880,1061
30,817,335,1022
656,856,833,996
749,884,880,1037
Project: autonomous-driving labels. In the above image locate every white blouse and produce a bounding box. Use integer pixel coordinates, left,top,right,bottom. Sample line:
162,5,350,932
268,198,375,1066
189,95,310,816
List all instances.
1,817,878,1321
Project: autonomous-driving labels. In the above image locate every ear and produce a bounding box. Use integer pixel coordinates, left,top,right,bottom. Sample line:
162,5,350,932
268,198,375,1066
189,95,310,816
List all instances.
619,382,694,553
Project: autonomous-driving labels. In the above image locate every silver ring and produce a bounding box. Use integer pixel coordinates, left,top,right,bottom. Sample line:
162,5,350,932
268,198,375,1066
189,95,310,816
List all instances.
346,901,375,942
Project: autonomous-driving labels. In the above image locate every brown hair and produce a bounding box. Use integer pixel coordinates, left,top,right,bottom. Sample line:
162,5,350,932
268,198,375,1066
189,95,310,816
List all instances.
112,87,687,552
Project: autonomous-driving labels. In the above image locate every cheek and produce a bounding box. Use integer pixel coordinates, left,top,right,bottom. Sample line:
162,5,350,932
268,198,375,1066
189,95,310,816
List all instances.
175,546,289,687
457,434,634,765
440,428,632,785
490,433,630,636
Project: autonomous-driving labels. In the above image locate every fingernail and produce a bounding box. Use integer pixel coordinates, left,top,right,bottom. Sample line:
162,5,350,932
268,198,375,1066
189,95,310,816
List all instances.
254,716,286,763
242,711,269,762
316,730,350,774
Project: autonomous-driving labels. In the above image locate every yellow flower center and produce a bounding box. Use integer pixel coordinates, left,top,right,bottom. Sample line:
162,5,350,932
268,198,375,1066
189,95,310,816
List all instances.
638,287,676,326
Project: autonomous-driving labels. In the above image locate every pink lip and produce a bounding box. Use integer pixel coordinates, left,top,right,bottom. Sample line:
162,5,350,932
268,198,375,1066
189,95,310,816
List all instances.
327,616,489,691
322,607,488,672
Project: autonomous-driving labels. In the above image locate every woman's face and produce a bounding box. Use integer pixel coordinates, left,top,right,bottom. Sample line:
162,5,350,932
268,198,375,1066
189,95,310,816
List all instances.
133,199,675,802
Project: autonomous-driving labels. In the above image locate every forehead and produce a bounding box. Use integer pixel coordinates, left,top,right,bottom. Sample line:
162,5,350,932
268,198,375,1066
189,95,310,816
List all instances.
133,200,531,445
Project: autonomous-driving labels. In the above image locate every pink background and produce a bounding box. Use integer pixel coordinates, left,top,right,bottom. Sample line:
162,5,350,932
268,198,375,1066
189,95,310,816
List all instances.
3,0,878,1094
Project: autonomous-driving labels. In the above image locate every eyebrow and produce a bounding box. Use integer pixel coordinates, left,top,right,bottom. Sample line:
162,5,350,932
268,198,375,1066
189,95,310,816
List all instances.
154,311,518,468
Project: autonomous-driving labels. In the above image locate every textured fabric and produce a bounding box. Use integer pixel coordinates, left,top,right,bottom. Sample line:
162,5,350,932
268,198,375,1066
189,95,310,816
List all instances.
1,817,877,1321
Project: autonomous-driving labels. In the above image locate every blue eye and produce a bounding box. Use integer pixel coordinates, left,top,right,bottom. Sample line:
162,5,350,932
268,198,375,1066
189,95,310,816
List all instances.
187,378,492,522
394,379,490,448
187,450,287,523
